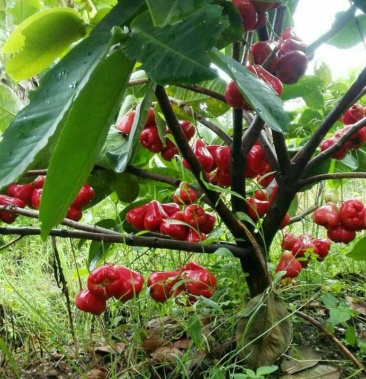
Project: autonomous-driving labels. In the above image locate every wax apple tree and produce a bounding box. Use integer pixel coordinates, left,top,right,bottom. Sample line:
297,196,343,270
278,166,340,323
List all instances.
1,0,366,369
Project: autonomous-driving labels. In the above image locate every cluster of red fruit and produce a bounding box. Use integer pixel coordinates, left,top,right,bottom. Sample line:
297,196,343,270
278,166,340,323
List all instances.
126,182,216,242
320,103,366,160
147,261,216,303
75,264,144,315
225,26,309,110
232,0,281,33
183,140,273,187
0,176,95,224
275,232,332,282
116,108,195,161
313,200,366,244
75,261,216,314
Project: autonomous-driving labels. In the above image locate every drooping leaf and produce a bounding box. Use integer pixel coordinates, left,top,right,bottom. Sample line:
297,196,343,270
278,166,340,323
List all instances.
347,235,366,260
210,49,290,133
0,83,23,131
281,347,321,374
328,13,366,49
187,314,202,348
122,6,228,84
146,0,213,27
280,365,340,379
2,8,86,80
39,49,135,238
7,0,43,25
236,293,292,369
0,1,141,190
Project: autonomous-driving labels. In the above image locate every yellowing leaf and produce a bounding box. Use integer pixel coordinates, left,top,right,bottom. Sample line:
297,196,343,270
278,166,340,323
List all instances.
2,8,86,80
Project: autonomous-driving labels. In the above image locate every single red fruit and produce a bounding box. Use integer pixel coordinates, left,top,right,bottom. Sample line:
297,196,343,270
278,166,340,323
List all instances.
199,211,216,234
116,110,136,135
182,204,207,228
75,288,106,315
113,266,144,302
225,81,249,110
173,182,198,205
327,225,356,244
6,183,34,207
250,40,278,73
246,197,270,221
232,0,258,31
161,138,179,161
186,229,207,243
161,202,180,217
280,213,291,229
182,269,216,298
313,202,340,229
276,50,308,84
140,126,164,153
247,65,283,96
144,200,168,232
32,175,46,189
275,250,302,279
192,139,215,172
145,108,156,128
212,146,231,173
341,103,365,125
246,144,269,175
320,137,349,160
30,188,43,210
126,203,149,230
148,270,180,302
179,120,195,141
87,264,122,300
0,194,25,224
339,199,365,230
312,238,331,261
278,38,308,55
73,184,95,209
66,205,82,222
160,211,189,241
281,233,299,251
213,169,232,187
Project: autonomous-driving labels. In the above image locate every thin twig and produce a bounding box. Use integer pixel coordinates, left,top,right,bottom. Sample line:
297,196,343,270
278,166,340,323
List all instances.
294,310,365,373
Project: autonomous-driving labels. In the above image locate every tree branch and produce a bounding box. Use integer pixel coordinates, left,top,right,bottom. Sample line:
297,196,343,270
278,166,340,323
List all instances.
0,226,250,258
297,172,366,190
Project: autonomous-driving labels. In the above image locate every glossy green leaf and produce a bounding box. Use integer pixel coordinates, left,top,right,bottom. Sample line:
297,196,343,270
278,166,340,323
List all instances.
210,49,290,133
122,6,228,84
2,8,86,80
39,50,135,238
347,235,366,261
7,0,43,25
0,83,23,131
328,13,366,49
0,2,140,190
146,0,213,27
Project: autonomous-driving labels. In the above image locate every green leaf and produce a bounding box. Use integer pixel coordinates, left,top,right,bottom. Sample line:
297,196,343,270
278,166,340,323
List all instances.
39,49,135,238
122,6,228,84
282,76,324,110
2,8,86,80
329,307,353,326
0,83,23,131
209,49,290,133
0,3,139,190
187,314,202,348
146,0,213,27
321,293,338,308
7,0,43,25
347,235,366,261
328,13,366,49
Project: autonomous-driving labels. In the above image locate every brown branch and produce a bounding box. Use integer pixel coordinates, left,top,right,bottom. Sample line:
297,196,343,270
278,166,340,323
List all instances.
294,310,365,373
126,165,181,187
0,226,250,258
297,172,366,190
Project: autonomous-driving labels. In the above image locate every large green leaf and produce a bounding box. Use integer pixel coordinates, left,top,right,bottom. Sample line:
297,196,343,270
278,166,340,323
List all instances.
146,0,213,27
6,0,43,25
210,49,290,133
39,50,134,238
0,83,23,131
122,6,228,84
328,13,366,49
2,8,86,80
347,236,366,261
0,1,142,190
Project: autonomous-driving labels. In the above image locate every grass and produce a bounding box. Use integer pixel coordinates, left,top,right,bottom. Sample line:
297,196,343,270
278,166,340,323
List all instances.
0,181,365,377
